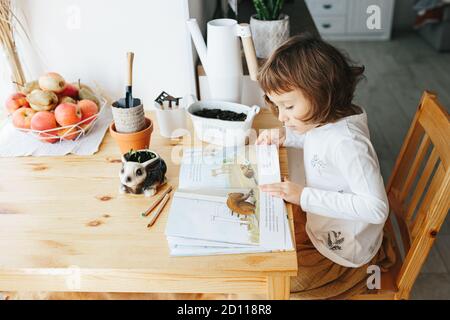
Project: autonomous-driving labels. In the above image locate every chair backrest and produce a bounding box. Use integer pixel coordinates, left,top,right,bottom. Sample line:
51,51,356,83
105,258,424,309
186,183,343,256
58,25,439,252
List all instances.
386,91,450,299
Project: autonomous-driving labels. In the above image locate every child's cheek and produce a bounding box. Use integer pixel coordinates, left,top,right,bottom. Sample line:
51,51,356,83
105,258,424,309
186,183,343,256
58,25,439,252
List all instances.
294,122,317,134
292,116,307,127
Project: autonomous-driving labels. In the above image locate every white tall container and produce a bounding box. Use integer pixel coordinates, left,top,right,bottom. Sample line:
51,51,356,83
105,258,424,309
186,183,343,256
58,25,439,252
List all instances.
154,97,189,138
187,18,259,104
206,19,243,103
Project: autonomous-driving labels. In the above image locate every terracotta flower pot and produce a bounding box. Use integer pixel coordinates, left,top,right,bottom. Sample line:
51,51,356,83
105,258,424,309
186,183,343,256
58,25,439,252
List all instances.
109,117,153,154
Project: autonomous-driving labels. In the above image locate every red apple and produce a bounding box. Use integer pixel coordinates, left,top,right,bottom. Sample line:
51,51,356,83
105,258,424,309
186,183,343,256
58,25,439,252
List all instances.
30,111,59,143
38,131,60,143
57,127,80,140
26,89,58,111
39,72,66,93
5,93,29,114
78,99,98,124
54,103,82,126
58,96,76,104
59,83,79,99
12,107,36,129
79,122,92,132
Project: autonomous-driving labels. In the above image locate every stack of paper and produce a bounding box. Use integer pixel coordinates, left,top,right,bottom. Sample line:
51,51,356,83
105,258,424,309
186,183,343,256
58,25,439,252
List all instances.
165,145,294,256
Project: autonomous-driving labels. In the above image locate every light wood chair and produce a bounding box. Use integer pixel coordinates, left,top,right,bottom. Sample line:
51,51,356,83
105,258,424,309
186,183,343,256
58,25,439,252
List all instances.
352,91,450,300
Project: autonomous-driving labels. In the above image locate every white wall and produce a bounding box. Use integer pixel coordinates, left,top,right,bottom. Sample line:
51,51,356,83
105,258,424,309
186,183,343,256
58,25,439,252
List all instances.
2,0,197,111
187,0,218,95
188,0,217,36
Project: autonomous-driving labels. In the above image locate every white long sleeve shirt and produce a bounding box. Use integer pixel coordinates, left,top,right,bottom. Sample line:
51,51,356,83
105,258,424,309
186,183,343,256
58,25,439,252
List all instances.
284,110,388,267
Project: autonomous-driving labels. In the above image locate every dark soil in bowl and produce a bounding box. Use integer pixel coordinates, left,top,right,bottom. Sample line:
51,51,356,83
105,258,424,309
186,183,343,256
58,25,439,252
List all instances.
193,108,247,121
124,150,156,163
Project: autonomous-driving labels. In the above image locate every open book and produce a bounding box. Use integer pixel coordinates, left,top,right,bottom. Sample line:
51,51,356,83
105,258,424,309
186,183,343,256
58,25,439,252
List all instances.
165,145,294,256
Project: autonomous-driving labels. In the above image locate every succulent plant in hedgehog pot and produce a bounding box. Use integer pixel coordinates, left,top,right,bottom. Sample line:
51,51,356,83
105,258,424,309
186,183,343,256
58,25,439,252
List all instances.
119,149,167,196
250,0,289,59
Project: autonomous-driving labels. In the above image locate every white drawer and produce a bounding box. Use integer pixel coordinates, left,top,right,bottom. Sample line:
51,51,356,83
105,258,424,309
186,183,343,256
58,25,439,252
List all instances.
305,0,348,15
314,16,347,34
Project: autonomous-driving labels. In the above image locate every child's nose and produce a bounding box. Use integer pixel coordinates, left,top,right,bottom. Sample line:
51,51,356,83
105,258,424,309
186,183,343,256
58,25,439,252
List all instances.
278,111,289,123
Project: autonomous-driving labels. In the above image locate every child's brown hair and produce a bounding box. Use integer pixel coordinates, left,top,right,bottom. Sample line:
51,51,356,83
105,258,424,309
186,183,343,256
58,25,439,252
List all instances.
258,34,365,124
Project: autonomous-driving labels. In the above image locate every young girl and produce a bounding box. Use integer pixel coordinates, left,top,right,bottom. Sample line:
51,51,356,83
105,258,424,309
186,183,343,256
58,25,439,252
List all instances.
257,34,395,299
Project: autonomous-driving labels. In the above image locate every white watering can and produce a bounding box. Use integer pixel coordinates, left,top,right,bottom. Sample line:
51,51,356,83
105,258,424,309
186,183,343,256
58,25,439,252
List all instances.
187,18,259,103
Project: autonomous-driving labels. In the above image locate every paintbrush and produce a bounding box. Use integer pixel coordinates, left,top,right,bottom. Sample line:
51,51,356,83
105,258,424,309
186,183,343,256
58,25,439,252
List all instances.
141,185,173,217
147,192,172,228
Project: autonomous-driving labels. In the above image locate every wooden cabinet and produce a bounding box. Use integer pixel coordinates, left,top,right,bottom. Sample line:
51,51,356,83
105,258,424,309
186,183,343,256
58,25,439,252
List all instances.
305,0,395,40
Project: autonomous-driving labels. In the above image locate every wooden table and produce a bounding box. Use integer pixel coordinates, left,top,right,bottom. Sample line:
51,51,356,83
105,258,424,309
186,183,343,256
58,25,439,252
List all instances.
0,109,297,299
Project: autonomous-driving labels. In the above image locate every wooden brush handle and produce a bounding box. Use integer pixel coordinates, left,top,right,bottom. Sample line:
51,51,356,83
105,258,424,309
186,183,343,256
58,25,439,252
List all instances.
238,24,259,81
242,37,258,81
147,192,172,227
142,185,173,217
127,52,134,86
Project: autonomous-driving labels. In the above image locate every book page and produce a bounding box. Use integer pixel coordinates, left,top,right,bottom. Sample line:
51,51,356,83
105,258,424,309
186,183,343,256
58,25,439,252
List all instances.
166,236,255,248
166,188,260,246
165,145,294,255
168,244,269,256
179,146,259,189
256,145,288,249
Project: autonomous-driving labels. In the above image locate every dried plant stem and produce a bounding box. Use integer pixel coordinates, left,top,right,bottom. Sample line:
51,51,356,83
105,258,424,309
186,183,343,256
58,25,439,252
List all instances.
0,0,26,89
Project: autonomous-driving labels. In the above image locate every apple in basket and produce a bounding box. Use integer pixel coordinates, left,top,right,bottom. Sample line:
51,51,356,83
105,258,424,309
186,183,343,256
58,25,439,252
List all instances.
30,111,59,143
57,127,79,141
59,96,77,104
12,107,36,129
17,80,40,95
5,93,30,114
54,103,82,126
26,89,59,111
78,99,98,125
38,72,66,93
59,83,79,99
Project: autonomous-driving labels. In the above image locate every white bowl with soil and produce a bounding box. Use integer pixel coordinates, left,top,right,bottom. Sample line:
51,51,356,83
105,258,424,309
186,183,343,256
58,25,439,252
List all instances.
187,99,260,146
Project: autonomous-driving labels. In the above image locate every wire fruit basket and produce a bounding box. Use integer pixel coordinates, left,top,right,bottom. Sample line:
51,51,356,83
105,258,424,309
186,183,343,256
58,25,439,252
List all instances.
15,97,106,143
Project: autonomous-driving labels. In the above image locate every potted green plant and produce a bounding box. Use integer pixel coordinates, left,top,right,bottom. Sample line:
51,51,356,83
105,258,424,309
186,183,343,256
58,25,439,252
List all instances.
250,0,289,59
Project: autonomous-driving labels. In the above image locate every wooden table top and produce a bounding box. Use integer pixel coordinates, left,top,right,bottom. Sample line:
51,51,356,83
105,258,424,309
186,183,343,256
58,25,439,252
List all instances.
0,109,297,281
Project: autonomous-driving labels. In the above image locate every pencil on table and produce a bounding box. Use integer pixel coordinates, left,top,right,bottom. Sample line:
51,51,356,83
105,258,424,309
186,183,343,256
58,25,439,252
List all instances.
141,185,173,217
147,192,172,228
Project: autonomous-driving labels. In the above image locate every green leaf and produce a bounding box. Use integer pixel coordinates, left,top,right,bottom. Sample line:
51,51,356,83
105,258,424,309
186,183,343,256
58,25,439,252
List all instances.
267,0,274,15
273,0,284,19
253,0,284,20
252,0,260,19
259,1,270,20
253,0,270,20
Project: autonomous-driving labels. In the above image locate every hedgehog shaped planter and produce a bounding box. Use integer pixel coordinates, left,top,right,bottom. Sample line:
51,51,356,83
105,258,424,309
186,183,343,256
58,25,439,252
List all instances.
119,149,167,196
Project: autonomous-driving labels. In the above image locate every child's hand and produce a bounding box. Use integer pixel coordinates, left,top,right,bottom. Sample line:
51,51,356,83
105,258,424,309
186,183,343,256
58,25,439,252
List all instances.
256,127,286,146
259,178,303,206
